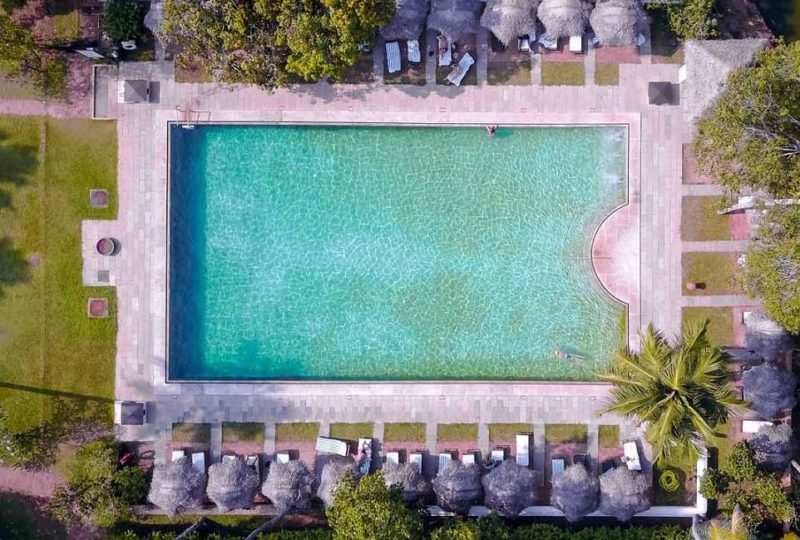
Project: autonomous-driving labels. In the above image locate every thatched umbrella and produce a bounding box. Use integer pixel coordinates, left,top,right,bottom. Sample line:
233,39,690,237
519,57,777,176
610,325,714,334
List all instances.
589,0,646,47
744,311,795,362
382,0,431,40
750,423,795,472
382,462,432,503
742,361,798,419
261,460,314,515
317,457,358,508
551,464,599,522
480,0,540,46
538,0,588,38
148,457,206,517
432,461,483,515
428,0,482,39
599,466,651,522
481,460,536,518
206,457,260,512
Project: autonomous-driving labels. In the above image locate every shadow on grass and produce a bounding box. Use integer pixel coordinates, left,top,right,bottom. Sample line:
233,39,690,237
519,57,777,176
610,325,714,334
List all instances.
0,381,113,403
0,129,38,210
0,493,67,540
0,237,31,297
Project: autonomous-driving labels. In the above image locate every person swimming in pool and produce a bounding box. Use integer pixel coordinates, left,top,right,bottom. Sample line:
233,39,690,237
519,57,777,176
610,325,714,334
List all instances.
555,349,584,360
486,125,498,136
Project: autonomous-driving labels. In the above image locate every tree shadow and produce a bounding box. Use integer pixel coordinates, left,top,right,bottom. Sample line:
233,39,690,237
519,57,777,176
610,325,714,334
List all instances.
0,236,32,297
0,130,38,189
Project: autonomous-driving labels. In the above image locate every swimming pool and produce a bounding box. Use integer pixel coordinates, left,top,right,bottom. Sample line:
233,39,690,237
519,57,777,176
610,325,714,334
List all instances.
168,124,628,381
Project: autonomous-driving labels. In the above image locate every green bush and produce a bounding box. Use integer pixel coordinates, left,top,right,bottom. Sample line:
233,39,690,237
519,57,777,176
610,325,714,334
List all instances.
659,470,680,493
113,466,149,505
101,0,142,41
431,520,481,540
725,442,758,482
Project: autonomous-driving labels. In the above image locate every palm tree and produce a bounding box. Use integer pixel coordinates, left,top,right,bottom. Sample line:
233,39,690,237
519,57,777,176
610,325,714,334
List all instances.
598,320,743,465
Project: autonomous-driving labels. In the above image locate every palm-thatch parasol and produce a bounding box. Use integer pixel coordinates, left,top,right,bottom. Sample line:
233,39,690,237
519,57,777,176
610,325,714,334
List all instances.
432,461,483,515
428,0,482,39
382,462,432,503
750,423,794,472
742,361,798,419
261,460,315,515
589,0,646,47
599,466,651,522
744,311,795,362
480,0,540,46
317,457,359,508
551,464,599,522
206,457,260,512
382,0,431,40
148,457,206,517
538,0,589,38
481,460,536,518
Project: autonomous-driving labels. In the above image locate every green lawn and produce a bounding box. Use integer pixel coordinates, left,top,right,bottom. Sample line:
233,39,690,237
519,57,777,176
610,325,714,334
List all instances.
681,196,730,241
487,61,532,85
488,423,533,443
0,117,117,432
545,424,588,444
274,422,319,443
598,425,620,447
172,423,211,445
383,422,426,443
222,422,265,445
594,63,620,86
437,423,478,442
329,422,373,440
682,307,734,347
541,62,585,86
50,11,80,45
682,252,739,295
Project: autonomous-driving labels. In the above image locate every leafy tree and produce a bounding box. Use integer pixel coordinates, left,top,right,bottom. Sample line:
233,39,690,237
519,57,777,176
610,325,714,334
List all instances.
659,0,717,40
326,471,424,540
431,519,481,540
161,0,394,88
699,441,794,531
101,0,143,41
742,206,800,333
598,321,742,465
0,11,67,97
694,42,800,197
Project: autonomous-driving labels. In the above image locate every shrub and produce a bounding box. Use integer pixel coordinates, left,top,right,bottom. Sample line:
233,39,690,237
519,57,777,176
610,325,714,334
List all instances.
101,0,142,41
658,470,679,493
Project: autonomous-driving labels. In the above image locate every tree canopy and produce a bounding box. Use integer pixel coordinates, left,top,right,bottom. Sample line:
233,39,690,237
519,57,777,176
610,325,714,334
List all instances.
598,321,742,465
101,0,143,41
742,206,800,333
326,471,424,540
161,0,395,89
0,11,67,97
660,0,717,40
693,42,800,197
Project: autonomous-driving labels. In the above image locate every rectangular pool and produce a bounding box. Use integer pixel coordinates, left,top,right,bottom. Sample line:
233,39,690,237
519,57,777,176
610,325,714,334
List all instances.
168,124,627,381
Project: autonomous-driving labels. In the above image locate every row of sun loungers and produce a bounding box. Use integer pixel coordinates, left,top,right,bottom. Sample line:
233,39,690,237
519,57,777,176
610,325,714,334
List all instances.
385,39,422,74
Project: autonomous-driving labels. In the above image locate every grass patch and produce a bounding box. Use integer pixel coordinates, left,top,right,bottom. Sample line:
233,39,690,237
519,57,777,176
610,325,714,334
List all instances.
383,422,426,443
594,63,620,86
53,442,79,479
110,514,268,538
0,70,40,100
175,54,214,83
275,422,319,443
598,425,620,447
330,422,374,440
541,62,585,86
649,8,684,64
487,61,531,85
682,307,734,347
437,423,479,442
545,424,588,444
681,196,730,241
50,11,80,45
383,39,427,86
172,423,211,445
222,422,265,445
488,423,533,443
0,117,117,432
682,252,739,295
340,51,375,84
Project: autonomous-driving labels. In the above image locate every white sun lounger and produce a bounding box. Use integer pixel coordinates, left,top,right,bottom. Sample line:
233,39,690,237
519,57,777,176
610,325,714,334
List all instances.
407,39,421,63
191,452,206,475
491,448,505,466
386,41,401,74
171,449,186,462
437,35,452,66
446,53,474,86
276,452,291,464
516,434,530,467
461,452,476,465
623,440,642,471
409,452,423,473
569,35,582,53
438,452,452,474
385,451,400,465
539,34,558,50
316,436,349,456
742,420,773,434
222,454,237,463
551,457,566,478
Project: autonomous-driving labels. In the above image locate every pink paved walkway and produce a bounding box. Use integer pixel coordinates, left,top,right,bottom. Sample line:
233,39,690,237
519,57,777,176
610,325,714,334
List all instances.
0,464,63,497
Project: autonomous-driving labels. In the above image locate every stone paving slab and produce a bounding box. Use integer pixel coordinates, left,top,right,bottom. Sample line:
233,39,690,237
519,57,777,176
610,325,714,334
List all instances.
682,295,761,307
682,240,748,252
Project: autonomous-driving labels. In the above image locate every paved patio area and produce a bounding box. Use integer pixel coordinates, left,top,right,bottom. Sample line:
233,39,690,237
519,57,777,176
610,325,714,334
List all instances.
75,54,692,462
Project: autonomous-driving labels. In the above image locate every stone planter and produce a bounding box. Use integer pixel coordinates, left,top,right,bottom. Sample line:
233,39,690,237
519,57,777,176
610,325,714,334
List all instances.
96,237,118,256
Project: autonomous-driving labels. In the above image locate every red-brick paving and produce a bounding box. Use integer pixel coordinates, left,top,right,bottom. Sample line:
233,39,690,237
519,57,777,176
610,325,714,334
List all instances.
221,440,263,458
729,211,750,240
382,442,427,465
544,441,587,483
0,464,63,497
166,440,210,462
275,440,317,470
435,440,480,461
595,47,641,64
682,144,714,183
597,446,624,469
541,42,585,63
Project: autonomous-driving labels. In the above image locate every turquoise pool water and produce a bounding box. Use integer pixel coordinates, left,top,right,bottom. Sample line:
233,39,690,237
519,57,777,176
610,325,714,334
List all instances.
168,125,627,381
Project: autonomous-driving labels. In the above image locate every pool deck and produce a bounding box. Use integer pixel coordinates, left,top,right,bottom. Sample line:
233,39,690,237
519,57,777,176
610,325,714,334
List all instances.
79,57,687,462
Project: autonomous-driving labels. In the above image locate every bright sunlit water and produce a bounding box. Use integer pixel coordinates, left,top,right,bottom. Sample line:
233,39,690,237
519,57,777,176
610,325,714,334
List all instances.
168,125,627,380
